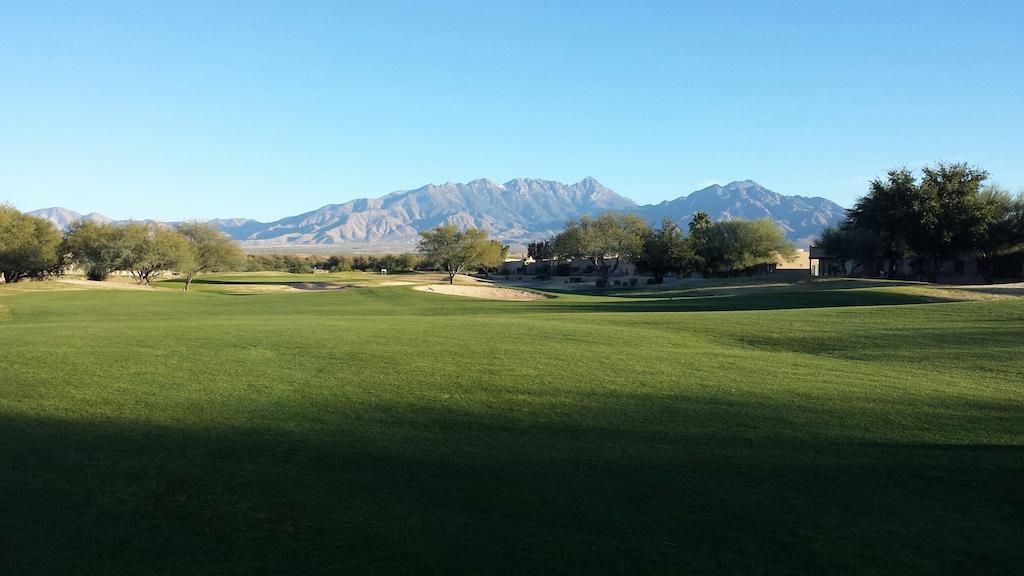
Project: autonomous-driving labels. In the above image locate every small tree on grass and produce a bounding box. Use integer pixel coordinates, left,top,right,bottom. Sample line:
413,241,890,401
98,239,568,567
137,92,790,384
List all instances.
176,221,243,290
551,212,650,287
63,220,136,281
0,205,64,283
704,219,797,275
417,224,498,284
478,240,509,277
122,223,191,285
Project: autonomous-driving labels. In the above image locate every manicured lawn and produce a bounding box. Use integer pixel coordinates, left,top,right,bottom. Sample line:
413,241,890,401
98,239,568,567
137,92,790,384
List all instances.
1,277,1021,574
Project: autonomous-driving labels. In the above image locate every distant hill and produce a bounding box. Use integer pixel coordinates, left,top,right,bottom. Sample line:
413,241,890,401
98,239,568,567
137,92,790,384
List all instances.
638,180,845,246
28,178,845,249
25,207,112,229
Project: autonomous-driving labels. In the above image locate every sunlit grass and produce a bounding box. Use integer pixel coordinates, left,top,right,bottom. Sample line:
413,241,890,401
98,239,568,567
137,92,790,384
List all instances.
1,277,1021,574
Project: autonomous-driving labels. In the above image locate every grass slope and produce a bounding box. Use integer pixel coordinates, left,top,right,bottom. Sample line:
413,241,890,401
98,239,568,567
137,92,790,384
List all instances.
1,277,1022,575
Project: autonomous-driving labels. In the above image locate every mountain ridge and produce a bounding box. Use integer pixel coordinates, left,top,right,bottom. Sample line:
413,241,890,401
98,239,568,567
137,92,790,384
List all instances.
28,178,845,248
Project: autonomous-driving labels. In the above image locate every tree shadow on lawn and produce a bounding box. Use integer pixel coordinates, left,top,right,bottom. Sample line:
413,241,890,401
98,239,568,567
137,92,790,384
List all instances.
541,279,923,299
1,398,1021,576
150,278,950,315
730,324,1024,366
536,289,933,314
182,279,344,287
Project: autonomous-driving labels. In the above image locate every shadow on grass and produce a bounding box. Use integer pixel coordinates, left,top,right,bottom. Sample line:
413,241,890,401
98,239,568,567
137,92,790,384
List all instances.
957,284,1024,297
1,400,1021,576
535,289,933,314
177,279,342,287
148,278,996,315
533,278,920,298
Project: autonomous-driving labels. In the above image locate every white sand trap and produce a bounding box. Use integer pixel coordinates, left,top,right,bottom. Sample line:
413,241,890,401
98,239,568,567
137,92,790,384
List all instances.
55,279,157,290
414,284,551,301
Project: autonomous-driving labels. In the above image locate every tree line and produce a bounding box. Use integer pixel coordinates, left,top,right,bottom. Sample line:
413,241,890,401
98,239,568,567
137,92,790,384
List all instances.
814,162,1024,282
1,206,508,287
6,204,800,289
0,207,241,290
534,211,796,287
416,212,797,288
244,252,425,274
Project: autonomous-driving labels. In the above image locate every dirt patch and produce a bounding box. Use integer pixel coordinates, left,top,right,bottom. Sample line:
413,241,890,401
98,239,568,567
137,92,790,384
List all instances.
290,282,352,291
414,284,551,301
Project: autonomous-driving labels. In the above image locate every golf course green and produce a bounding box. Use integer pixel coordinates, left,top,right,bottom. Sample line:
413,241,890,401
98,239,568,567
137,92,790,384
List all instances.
1,274,1021,574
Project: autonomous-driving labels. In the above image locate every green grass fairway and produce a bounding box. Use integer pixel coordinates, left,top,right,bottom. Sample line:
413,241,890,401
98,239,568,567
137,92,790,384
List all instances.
1,276,1022,574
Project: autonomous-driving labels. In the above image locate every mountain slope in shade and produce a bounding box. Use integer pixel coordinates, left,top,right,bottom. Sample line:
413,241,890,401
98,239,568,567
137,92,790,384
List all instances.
25,207,113,229
638,180,844,246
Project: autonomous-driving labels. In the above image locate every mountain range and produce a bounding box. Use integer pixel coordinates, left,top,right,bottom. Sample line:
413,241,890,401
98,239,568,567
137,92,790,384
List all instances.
28,178,845,249
26,207,113,229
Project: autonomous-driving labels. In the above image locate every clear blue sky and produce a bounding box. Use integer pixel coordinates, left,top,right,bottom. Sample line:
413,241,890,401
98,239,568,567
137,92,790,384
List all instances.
2,0,1022,221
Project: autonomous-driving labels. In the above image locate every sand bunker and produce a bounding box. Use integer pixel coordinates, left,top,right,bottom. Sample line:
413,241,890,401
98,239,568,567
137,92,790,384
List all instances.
290,282,352,291
55,279,156,290
414,284,550,301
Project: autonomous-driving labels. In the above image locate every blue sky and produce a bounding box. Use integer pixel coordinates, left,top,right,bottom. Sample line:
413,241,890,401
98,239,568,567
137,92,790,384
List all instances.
2,0,1022,221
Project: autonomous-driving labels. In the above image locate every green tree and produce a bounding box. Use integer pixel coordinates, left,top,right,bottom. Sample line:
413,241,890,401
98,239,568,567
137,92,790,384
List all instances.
912,162,989,280
416,224,498,284
526,240,553,274
704,219,796,275
812,225,883,276
121,223,191,285
688,211,712,238
976,185,1024,283
840,162,1002,281
176,221,244,290
846,168,917,278
0,205,64,283
527,240,552,262
63,221,136,281
551,212,650,287
686,211,717,273
478,240,509,276
639,218,694,283
326,254,354,272
812,226,848,275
